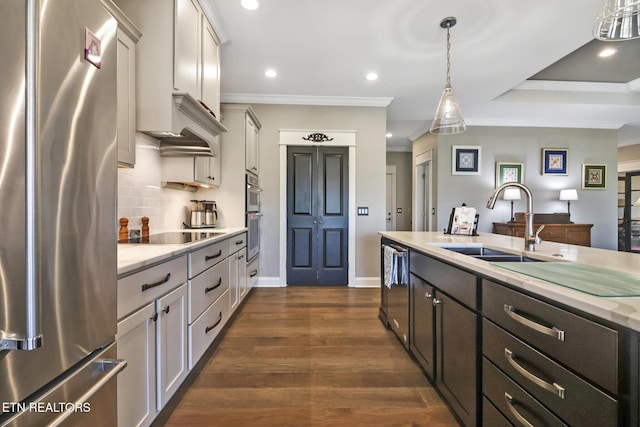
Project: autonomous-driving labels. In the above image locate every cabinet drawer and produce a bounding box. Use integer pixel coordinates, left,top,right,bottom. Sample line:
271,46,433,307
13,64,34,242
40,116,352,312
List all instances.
228,232,247,253
483,279,618,394
188,289,229,369
188,258,230,323
190,240,229,278
484,319,618,427
483,358,567,427
410,250,477,309
118,255,187,319
246,256,259,289
482,397,512,427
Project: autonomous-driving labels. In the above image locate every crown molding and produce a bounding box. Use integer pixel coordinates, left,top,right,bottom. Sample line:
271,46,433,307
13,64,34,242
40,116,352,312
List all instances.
221,93,393,107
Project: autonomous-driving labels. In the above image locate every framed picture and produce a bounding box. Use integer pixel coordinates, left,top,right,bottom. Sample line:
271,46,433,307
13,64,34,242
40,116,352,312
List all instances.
542,148,568,175
452,146,481,175
496,162,523,187
582,164,607,189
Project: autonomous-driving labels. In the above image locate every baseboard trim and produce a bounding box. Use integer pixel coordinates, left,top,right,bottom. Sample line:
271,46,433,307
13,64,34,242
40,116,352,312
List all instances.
254,276,379,288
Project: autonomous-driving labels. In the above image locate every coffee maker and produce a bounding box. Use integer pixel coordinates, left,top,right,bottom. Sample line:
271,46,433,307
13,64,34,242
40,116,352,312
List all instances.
189,200,218,228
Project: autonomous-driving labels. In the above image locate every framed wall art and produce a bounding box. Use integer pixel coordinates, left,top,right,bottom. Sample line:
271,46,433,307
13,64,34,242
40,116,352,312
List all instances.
452,146,481,175
496,162,523,187
582,163,607,189
542,148,568,175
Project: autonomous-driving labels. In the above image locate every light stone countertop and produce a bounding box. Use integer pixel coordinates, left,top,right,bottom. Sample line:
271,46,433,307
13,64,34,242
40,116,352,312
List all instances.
117,227,247,277
379,231,640,333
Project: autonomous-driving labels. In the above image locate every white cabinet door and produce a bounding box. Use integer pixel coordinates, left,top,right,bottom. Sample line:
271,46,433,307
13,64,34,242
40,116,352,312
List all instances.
245,114,259,174
156,283,188,410
174,0,201,96
193,138,220,187
229,250,239,313
201,17,220,118
117,302,157,427
238,251,247,301
116,28,136,167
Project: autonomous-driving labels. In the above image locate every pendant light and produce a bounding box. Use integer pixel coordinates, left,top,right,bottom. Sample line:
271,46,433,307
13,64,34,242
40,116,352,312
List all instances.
430,16,466,135
593,0,640,40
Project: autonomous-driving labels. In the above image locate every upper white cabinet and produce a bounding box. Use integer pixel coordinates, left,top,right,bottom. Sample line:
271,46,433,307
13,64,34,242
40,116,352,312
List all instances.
103,1,142,167
116,28,138,167
245,114,259,175
114,0,224,134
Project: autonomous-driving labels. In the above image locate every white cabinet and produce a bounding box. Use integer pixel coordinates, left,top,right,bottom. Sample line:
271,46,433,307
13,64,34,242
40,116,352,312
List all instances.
114,0,223,134
228,234,247,314
218,105,262,228
156,283,188,410
116,255,188,425
174,0,220,116
116,302,156,427
246,255,259,293
245,114,259,175
103,1,141,167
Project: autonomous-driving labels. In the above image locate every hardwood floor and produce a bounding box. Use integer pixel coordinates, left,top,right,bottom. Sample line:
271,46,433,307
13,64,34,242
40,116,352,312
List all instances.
153,287,459,426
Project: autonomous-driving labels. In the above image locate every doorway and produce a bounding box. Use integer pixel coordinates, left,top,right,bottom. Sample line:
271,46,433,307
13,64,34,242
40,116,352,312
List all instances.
386,165,397,231
286,146,349,285
414,149,433,231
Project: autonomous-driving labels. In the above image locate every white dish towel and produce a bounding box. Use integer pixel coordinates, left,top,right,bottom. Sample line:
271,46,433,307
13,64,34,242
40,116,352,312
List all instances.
383,245,397,289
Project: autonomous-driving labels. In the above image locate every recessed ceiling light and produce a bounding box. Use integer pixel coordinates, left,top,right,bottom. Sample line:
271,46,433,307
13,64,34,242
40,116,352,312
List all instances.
264,69,277,78
241,0,259,11
386,133,393,138
366,72,378,81
598,47,617,58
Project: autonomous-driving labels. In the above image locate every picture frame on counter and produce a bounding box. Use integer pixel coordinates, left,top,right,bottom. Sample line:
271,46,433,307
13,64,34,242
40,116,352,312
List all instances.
542,148,569,175
495,162,523,187
452,145,481,175
582,163,607,189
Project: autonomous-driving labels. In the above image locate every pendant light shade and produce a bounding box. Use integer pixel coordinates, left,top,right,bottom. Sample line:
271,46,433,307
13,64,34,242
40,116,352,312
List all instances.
430,17,466,135
593,0,640,40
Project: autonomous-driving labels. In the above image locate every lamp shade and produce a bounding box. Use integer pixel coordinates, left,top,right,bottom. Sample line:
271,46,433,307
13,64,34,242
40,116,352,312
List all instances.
430,85,466,134
503,188,521,201
593,0,640,40
559,189,578,201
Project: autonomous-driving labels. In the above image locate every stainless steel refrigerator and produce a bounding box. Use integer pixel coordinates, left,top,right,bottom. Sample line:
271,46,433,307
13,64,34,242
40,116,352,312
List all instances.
0,1,125,425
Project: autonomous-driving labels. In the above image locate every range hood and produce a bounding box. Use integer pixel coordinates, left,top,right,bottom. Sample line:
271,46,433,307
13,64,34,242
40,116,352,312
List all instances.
142,92,227,157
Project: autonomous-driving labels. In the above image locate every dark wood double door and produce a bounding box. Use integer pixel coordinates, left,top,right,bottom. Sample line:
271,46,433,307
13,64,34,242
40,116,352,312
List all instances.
287,146,348,285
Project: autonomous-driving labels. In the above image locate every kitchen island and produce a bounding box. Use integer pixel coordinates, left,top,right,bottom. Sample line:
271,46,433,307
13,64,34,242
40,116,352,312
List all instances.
380,231,640,427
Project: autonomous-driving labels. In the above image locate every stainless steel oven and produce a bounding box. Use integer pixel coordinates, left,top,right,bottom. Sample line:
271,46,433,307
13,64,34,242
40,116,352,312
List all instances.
246,173,261,213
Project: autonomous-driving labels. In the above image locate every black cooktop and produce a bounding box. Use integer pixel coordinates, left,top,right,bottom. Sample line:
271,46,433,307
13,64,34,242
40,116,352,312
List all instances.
120,231,224,244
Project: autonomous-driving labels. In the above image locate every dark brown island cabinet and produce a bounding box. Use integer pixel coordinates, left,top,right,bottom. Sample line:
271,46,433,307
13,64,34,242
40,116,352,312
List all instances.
379,237,640,427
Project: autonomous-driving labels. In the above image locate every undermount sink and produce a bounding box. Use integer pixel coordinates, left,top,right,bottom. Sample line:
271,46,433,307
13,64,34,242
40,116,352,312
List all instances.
434,245,543,262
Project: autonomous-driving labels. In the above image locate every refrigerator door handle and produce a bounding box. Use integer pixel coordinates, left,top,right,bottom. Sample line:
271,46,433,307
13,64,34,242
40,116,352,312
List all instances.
48,358,127,427
0,0,42,353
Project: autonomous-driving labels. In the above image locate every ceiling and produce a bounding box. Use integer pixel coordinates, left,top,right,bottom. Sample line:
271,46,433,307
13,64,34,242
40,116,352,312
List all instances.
204,0,640,151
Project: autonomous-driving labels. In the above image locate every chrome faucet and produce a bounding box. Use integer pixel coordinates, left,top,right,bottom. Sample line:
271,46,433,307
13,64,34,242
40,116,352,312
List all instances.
487,182,544,251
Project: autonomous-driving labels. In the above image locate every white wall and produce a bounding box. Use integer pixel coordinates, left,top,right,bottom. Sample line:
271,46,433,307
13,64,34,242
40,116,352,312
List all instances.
432,126,618,249
250,104,387,283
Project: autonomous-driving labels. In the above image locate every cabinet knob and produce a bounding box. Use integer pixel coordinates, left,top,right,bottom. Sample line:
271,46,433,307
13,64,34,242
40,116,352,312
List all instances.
425,292,433,300
432,298,441,306
164,305,171,314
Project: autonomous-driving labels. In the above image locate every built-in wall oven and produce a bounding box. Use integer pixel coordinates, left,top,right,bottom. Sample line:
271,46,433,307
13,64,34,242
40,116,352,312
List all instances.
246,173,261,261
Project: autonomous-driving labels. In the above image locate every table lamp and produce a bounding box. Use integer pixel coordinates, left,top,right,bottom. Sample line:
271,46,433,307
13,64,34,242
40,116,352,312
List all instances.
503,188,521,223
559,189,578,217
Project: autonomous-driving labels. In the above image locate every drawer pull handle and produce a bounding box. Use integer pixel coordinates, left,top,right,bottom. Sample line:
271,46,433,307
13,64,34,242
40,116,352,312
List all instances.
505,348,565,399
504,304,565,341
205,278,223,294
235,240,244,245
205,250,223,261
205,312,223,334
504,392,535,427
141,273,171,292
250,270,258,278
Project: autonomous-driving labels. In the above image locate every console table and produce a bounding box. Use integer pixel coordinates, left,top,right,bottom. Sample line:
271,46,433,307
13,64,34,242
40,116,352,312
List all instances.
492,222,593,247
